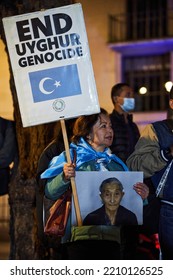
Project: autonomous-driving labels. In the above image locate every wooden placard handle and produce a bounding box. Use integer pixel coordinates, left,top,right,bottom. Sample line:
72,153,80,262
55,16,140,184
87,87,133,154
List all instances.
60,119,82,226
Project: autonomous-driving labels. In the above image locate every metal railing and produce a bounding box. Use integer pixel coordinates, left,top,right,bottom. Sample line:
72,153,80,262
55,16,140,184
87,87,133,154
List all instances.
108,10,173,43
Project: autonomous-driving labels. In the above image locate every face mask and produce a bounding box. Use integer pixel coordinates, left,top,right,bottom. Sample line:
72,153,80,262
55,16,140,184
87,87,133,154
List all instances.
120,98,135,112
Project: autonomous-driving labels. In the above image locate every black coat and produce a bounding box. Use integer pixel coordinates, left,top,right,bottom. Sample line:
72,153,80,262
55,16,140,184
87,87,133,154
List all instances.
0,117,18,195
83,205,138,226
110,110,140,163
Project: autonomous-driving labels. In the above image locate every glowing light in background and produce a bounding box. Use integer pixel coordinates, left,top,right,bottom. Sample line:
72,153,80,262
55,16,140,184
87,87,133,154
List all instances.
165,81,173,92
139,86,147,95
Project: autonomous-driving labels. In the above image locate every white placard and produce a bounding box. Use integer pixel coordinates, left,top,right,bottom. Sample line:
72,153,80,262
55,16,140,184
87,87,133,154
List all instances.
3,4,100,127
72,171,144,226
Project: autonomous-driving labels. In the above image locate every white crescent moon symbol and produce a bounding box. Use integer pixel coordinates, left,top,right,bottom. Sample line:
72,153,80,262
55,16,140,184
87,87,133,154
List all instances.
39,77,55,95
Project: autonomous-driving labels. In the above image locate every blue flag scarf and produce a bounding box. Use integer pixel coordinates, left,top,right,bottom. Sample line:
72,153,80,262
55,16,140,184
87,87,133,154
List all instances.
41,137,128,179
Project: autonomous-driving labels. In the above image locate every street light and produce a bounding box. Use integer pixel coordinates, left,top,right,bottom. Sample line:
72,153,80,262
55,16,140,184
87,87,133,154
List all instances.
165,81,173,119
165,81,173,92
139,86,147,95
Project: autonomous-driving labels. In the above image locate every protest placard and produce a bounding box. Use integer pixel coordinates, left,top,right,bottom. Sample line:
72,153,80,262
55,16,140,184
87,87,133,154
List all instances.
3,3,100,127
72,171,143,226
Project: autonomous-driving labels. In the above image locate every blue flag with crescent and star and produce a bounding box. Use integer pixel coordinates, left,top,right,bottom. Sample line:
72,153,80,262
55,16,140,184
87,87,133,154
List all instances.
29,64,82,102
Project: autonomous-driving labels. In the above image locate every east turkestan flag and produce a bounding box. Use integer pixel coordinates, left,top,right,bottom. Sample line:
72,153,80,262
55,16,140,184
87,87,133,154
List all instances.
29,64,82,103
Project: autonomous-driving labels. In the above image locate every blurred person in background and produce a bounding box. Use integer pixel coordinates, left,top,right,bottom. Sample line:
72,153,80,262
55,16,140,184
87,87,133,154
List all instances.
127,86,173,260
110,83,140,163
0,116,18,196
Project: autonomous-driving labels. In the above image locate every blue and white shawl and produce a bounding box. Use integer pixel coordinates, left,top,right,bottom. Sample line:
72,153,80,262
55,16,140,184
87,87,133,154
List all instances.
41,137,128,179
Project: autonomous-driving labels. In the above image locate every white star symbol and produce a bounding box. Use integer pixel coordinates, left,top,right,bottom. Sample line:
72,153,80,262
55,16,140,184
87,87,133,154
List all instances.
54,80,61,87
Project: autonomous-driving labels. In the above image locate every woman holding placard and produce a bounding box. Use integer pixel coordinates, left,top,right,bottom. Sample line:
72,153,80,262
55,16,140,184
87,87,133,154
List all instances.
41,108,149,259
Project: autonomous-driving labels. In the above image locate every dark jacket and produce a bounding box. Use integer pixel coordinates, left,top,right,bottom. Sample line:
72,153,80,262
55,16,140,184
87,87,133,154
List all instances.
151,120,173,202
0,117,18,195
83,205,138,226
110,110,140,163
126,120,173,233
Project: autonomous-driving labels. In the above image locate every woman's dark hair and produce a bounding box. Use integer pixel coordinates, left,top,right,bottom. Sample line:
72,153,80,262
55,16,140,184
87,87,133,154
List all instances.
99,177,124,193
71,108,108,144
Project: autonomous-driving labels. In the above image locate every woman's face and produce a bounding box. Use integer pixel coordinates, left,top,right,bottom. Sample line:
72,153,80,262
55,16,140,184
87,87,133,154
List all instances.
169,99,173,110
100,183,124,212
88,113,113,151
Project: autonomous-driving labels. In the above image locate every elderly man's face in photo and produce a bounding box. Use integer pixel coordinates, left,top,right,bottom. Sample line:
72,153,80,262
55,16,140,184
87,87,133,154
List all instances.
100,182,124,211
